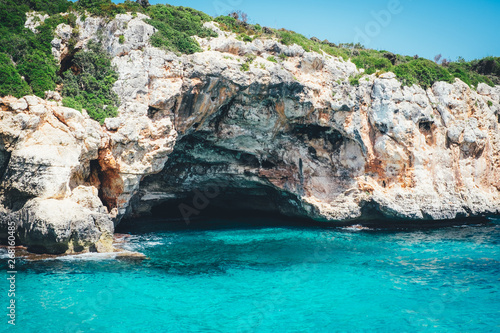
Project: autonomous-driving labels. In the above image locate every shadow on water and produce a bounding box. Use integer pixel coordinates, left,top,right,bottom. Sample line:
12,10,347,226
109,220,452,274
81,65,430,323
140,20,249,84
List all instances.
116,207,498,234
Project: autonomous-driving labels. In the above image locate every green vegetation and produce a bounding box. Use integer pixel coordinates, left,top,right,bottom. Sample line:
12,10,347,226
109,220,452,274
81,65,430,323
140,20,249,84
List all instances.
214,15,260,36
351,50,394,75
240,63,249,72
240,53,255,71
392,59,454,89
61,41,119,123
0,53,31,98
0,2,76,98
0,0,129,122
74,0,143,18
17,50,58,97
488,100,493,107
237,33,253,42
214,12,499,89
267,56,277,63
245,54,256,63
347,49,495,89
146,4,217,54
275,30,352,60
0,0,499,124
349,74,362,86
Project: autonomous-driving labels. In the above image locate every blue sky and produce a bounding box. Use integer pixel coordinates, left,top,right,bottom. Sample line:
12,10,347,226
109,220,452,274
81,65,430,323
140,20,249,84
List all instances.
148,0,500,61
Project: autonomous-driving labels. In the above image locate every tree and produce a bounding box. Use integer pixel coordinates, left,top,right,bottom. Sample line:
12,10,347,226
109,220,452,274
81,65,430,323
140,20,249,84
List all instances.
434,54,442,63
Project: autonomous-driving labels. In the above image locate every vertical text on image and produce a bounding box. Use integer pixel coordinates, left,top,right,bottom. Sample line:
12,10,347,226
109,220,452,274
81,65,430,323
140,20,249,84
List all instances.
6,219,17,326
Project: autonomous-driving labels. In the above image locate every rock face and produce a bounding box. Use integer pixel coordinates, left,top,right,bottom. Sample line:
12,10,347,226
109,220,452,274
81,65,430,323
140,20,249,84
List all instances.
0,96,113,253
2,13,500,253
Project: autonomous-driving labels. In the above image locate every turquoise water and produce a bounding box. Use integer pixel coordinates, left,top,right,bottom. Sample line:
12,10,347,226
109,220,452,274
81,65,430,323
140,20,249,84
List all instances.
2,218,500,332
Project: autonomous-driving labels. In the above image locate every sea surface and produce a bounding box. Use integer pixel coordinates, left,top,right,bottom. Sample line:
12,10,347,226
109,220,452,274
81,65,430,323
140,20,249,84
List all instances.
1,217,499,332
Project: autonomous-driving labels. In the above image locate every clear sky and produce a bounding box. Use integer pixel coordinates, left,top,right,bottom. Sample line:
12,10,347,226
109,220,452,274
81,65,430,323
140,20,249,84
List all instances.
149,0,500,61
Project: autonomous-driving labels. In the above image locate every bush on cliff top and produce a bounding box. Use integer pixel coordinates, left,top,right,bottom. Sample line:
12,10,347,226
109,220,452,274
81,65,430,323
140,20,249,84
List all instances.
146,4,217,54
392,59,455,89
74,0,143,17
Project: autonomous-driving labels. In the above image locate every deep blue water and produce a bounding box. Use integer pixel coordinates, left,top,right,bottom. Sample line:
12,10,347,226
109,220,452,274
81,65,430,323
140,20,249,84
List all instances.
1,218,500,332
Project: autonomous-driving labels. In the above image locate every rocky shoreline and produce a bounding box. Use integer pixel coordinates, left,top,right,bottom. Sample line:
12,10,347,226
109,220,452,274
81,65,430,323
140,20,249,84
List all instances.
0,13,499,254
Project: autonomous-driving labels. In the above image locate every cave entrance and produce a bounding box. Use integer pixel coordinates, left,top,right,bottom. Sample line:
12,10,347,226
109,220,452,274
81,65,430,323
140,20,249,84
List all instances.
58,47,82,76
118,179,316,233
116,129,318,232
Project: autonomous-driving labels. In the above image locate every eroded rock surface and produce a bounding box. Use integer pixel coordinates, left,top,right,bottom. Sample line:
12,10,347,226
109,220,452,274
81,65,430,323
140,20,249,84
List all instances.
0,96,113,253
1,13,500,253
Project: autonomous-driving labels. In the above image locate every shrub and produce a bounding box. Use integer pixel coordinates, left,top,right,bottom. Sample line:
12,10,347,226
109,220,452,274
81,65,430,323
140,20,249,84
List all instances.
393,59,454,89
488,100,493,107
214,15,262,37
146,4,217,54
61,41,119,123
119,34,125,44
276,30,318,51
0,53,31,98
61,96,83,111
447,62,494,87
75,0,143,17
17,50,58,97
240,34,252,42
351,50,393,75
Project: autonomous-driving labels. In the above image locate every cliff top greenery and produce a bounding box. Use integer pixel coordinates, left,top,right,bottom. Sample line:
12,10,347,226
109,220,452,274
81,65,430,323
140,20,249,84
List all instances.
0,0,498,123
211,13,499,89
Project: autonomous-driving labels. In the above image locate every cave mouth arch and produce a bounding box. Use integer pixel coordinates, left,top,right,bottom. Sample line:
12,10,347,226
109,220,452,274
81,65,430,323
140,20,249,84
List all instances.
116,180,494,234
117,181,319,233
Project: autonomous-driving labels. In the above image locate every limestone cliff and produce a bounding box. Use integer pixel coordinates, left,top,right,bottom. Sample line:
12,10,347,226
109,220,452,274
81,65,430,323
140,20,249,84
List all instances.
1,13,500,253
